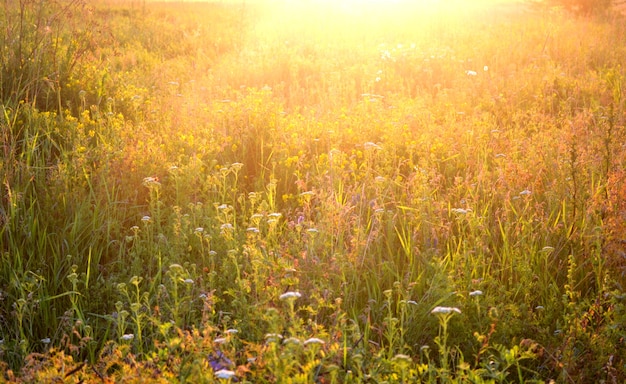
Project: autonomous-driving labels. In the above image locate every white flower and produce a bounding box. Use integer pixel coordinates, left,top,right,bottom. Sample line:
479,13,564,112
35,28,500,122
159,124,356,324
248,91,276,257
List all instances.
303,337,325,346
300,191,315,197
483,65,489,71
374,176,386,183
141,216,151,222
246,227,260,233
541,246,555,252
214,369,236,379
184,278,194,285
121,334,134,341
469,290,483,297
194,227,204,233
220,223,233,230
225,329,238,334
431,306,461,315
268,212,282,218
41,338,51,344
363,142,382,150
264,333,283,342
451,208,470,214
283,337,301,345
466,70,477,76
307,228,319,234
406,300,418,305
279,291,302,301
519,189,532,196
217,204,229,210
392,354,412,363
214,337,227,344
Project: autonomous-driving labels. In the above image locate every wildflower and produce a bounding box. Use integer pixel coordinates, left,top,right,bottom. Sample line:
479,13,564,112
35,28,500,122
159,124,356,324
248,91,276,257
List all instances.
130,225,139,232
541,246,554,252
392,354,412,363
406,300,418,305
225,329,238,335
214,337,227,344
267,219,278,225
451,208,470,214
283,337,302,345
307,228,319,234
375,176,385,183
143,176,161,186
141,215,151,222
208,350,233,371
519,189,532,196
184,278,194,285
214,369,236,380
209,251,217,256
220,223,233,230
195,227,204,233
466,70,477,76
469,290,483,297
279,291,302,301
121,334,134,341
41,338,51,344
363,142,382,150
484,65,489,71
246,227,260,233
431,306,461,315
268,212,282,218
264,333,283,343
535,305,545,310
299,191,315,197
231,162,244,171
169,165,179,172
217,204,229,210
168,81,179,86
495,153,506,158
303,337,325,346
199,293,208,299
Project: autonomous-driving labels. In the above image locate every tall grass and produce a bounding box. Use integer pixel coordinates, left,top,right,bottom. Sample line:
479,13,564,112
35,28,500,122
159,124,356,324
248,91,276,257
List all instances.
1,0,626,382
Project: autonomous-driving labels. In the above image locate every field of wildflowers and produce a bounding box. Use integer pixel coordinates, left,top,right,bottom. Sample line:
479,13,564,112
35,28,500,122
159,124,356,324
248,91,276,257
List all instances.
1,0,626,382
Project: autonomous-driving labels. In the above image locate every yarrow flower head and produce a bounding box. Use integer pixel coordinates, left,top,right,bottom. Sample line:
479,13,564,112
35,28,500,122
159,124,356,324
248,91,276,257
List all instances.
264,333,283,343
431,306,461,315
121,334,134,341
469,290,483,297
303,337,325,346
214,369,236,380
279,291,302,301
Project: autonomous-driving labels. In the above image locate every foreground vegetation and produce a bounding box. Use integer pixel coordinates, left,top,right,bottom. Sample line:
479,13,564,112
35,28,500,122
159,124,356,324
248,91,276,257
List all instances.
1,0,626,382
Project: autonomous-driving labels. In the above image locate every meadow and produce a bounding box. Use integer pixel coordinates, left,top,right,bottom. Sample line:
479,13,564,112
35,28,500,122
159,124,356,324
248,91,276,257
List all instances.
1,0,626,382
